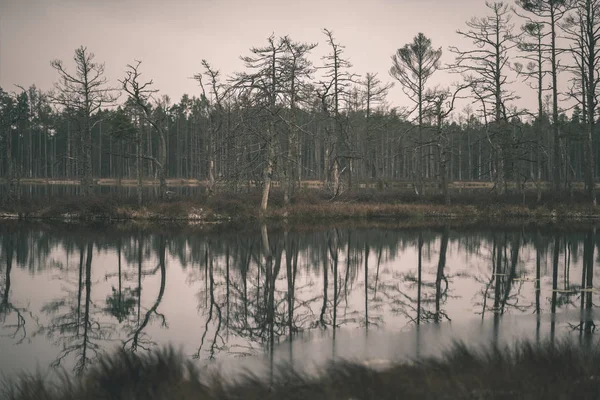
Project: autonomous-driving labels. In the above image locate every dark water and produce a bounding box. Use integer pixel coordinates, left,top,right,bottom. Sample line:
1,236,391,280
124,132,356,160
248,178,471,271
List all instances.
0,222,598,378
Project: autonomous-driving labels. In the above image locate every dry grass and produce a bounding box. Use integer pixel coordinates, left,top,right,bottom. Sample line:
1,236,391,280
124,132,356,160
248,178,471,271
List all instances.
1,187,599,223
2,339,600,399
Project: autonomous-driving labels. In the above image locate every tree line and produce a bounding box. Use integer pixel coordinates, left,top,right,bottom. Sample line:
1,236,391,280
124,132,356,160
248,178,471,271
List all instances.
2,1,600,209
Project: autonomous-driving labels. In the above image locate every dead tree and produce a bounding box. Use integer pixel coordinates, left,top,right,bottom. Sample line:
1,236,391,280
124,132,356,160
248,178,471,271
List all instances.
449,2,520,195
234,35,288,214
280,37,317,203
515,0,575,192
360,73,393,182
562,0,599,205
318,29,358,197
390,33,442,195
423,83,471,204
194,60,228,196
120,60,168,199
50,46,117,196
514,21,550,201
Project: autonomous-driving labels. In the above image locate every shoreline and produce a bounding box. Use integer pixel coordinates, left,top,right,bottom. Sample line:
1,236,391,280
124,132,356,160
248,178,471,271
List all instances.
1,200,600,225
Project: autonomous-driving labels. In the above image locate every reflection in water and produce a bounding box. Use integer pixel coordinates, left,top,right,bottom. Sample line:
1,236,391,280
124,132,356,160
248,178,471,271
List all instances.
123,235,167,352
0,222,599,377
38,241,114,375
0,232,29,344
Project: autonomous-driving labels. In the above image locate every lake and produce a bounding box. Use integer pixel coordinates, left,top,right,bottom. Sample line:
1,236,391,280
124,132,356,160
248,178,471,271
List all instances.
0,221,598,379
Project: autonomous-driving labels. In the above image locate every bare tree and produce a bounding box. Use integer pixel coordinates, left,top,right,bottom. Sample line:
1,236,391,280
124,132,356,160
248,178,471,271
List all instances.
0,234,30,345
318,29,358,196
0,90,28,201
515,0,575,192
514,21,550,201
50,46,118,195
390,32,442,195
120,60,168,199
423,83,471,204
280,37,317,204
449,2,519,194
562,0,599,205
234,35,288,213
194,60,228,196
360,73,393,181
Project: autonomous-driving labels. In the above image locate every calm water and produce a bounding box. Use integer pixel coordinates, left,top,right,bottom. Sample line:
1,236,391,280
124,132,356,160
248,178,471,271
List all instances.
0,222,598,378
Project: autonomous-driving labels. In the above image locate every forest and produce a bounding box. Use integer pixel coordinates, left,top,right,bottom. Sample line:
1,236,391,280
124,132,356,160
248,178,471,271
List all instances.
2,1,600,212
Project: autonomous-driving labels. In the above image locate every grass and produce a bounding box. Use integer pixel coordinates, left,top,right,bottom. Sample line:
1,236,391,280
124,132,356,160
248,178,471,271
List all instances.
1,186,599,223
2,338,600,399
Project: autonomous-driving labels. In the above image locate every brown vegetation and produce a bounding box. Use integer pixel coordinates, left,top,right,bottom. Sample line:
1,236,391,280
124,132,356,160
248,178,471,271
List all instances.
1,188,599,223
2,339,600,399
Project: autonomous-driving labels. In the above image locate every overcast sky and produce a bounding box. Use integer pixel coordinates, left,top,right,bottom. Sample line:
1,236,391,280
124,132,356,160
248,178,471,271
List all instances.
1,0,547,114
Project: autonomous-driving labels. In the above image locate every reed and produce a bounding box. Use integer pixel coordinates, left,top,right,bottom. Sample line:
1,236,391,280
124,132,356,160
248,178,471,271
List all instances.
2,339,600,399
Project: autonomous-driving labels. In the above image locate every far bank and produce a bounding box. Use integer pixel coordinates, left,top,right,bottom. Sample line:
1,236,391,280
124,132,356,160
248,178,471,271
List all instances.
1,186,599,224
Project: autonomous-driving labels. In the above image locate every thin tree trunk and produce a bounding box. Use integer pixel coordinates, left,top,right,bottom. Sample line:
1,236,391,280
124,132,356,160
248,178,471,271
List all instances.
551,9,561,192
158,130,167,198
136,127,143,207
260,136,275,214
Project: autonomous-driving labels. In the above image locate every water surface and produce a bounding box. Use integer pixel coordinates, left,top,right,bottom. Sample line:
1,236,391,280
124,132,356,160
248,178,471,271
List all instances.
0,222,598,378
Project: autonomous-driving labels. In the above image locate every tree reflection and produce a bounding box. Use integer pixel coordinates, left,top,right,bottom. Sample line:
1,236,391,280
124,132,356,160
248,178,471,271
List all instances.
475,232,527,319
377,229,459,329
38,241,114,375
194,225,326,359
104,239,138,323
0,233,32,344
362,237,385,330
583,229,595,335
195,239,224,359
1,222,599,369
123,235,168,352
216,226,285,356
433,228,449,323
571,229,596,341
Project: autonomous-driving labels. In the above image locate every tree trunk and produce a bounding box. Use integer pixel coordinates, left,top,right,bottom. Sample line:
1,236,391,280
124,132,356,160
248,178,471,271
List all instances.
332,158,340,196
81,119,93,196
158,130,167,199
98,122,102,178
260,136,275,215
6,127,15,201
208,157,216,195
551,10,561,192
585,13,597,206
585,118,596,205
323,136,330,187
434,229,449,322
284,130,292,206
136,129,143,207
497,145,506,196
44,126,48,179
440,144,449,205
66,122,71,178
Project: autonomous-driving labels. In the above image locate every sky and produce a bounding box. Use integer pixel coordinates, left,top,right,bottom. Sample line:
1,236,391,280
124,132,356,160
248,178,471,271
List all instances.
0,0,550,116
